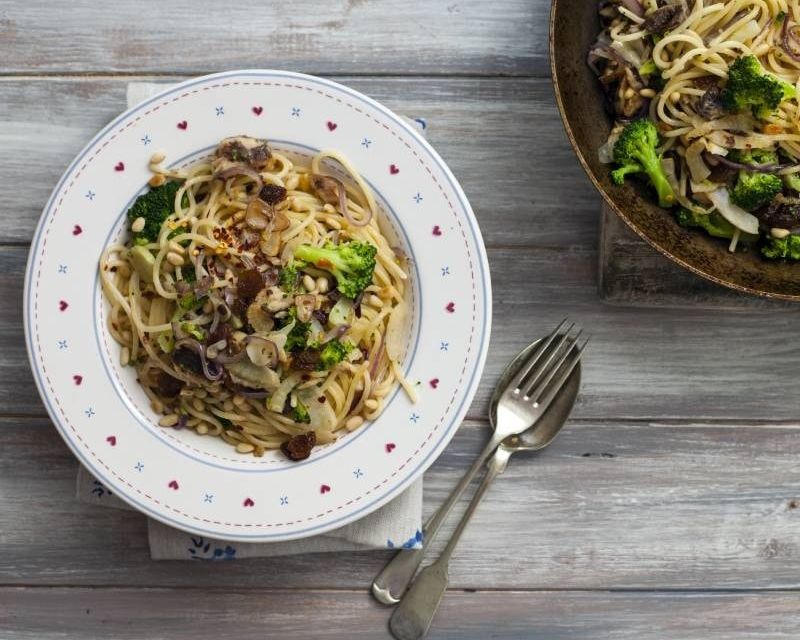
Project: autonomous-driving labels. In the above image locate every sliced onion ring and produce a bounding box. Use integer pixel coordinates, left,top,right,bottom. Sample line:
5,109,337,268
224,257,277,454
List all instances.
214,163,263,188
174,338,224,381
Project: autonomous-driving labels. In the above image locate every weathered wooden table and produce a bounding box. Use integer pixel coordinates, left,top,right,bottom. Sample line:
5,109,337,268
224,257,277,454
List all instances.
3,1,800,638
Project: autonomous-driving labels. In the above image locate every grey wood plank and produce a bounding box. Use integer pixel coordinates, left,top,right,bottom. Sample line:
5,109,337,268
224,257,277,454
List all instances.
4,416,800,589
600,206,796,309
0,0,543,76
0,76,599,247
4,587,800,640
6,243,800,421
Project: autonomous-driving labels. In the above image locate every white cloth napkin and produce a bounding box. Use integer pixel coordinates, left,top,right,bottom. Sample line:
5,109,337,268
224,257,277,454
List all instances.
75,81,428,559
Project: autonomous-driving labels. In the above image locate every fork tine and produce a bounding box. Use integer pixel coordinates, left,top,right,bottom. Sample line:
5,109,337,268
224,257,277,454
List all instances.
516,322,576,394
510,319,571,392
523,327,583,401
530,337,589,413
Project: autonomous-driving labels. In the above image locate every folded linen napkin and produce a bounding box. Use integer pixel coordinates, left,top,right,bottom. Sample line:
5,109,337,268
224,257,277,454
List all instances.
75,81,427,559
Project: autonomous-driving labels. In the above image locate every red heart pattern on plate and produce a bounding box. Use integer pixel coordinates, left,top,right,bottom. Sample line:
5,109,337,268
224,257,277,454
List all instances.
385,442,396,453
73,375,83,385
432,225,442,236
58,300,68,312
177,120,188,130
389,164,400,175
429,378,439,389
446,302,455,313
320,484,331,494
114,162,125,172
168,480,179,490
106,436,117,446
72,225,83,236
252,106,263,115
243,497,255,507
326,121,337,131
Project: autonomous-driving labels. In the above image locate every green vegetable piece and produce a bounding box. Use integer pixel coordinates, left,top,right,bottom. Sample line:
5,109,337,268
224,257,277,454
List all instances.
281,308,311,352
180,322,205,341
278,262,301,293
728,148,779,166
611,119,676,208
178,293,200,311
730,172,782,211
762,234,800,259
126,181,185,244
128,245,155,283
293,241,378,299
291,399,311,424
783,173,800,192
639,59,657,76
720,55,796,119
675,208,737,239
156,332,174,354
318,340,352,370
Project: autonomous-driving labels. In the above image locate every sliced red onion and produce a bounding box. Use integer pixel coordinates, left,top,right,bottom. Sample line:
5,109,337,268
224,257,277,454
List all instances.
704,152,796,173
245,336,279,368
175,414,187,430
194,275,213,297
294,294,316,323
323,324,350,343
619,0,643,17
782,18,800,62
368,337,385,380
174,338,224,381
313,173,372,227
233,387,269,399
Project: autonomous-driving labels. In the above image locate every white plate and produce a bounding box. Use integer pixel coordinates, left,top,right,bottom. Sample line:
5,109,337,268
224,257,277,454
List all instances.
24,70,491,541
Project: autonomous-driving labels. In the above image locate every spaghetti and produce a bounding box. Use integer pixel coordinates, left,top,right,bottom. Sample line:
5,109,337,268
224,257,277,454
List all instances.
100,136,415,459
589,0,800,258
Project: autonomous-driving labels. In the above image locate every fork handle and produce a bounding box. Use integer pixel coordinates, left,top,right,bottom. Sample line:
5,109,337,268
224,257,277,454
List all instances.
371,433,502,605
388,446,512,640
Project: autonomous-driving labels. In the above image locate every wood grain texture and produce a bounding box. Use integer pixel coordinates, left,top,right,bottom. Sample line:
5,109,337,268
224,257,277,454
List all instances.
4,588,800,640
0,1,543,76
0,76,599,247
600,206,797,309
4,417,800,590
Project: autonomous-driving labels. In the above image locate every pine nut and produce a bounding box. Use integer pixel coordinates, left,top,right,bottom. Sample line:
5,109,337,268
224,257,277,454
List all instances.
368,294,382,307
131,217,146,233
236,442,255,453
119,346,130,366
168,240,184,254
159,414,180,427
194,388,207,399
303,275,316,292
365,398,379,411
166,251,184,266
223,400,235,412
624,88,635,99
149,150,166,164
316,277,329,293
771,227,791,239
670,91,681,103
639,88,656,98
196,423,209,435
192,398,205,412
151,399,164,414
345,415,364,431
323,203,336,213
149,173,166,187
232,395,246,407
186,417,200,427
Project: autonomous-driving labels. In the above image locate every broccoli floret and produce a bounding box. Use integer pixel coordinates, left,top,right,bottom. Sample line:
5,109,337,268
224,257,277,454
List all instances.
639,59,657,76
126,181,186,244
278,262,302,293
291,399,311,424
729,148,779,166
676,208,737,239
180,322,205,341
281,308,311,352
611,119,676,208
319,340,352,370
720,55,796,119
762,234,800,259
294,241,377,299
783,173,800,192
730,172,782,210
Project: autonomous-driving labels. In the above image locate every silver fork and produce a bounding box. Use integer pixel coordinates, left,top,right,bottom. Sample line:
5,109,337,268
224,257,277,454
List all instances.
372,321,586,605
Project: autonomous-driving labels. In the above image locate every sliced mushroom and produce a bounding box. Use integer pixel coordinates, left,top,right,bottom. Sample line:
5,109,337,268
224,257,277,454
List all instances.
311,174,341,205
215,136,272,170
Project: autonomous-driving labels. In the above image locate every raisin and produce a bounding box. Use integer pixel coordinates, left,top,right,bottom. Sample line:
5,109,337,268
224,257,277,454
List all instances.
259,184,288,205
237,268,264,300
154,371,183,398
280,431,317,461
